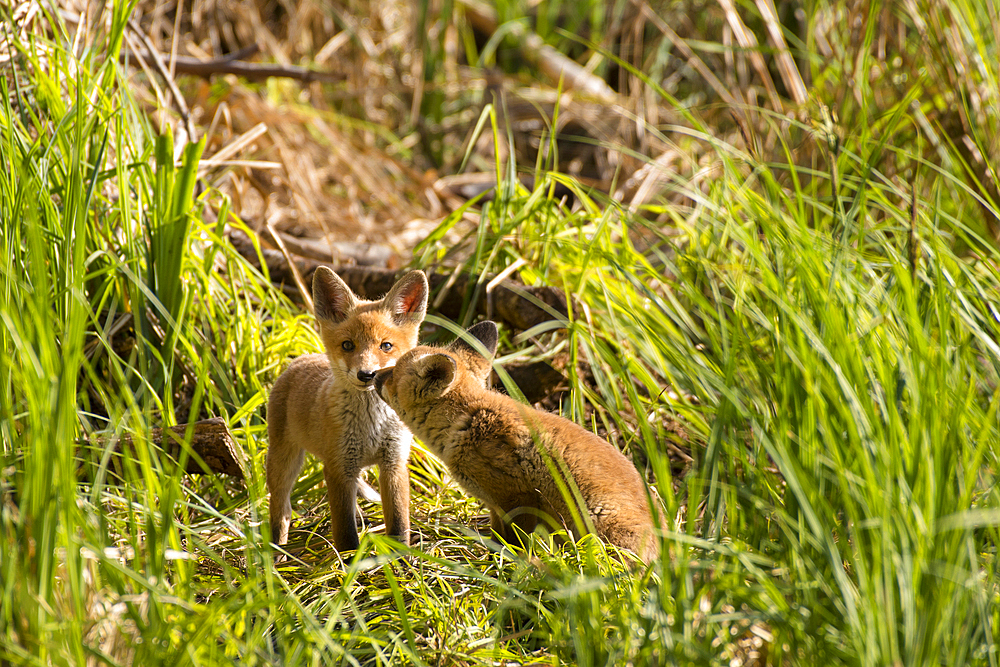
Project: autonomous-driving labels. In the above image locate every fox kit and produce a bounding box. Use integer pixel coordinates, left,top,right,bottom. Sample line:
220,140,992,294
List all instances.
266,267,428,551
374,322,659,563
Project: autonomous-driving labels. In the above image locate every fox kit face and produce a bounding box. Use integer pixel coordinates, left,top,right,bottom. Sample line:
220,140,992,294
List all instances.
375,321,498,412
313,267,429,391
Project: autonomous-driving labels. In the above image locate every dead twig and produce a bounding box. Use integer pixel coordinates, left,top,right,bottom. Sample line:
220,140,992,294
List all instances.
754,0,808,105
264,216,314,314
716,0,782,111
123,49,346,84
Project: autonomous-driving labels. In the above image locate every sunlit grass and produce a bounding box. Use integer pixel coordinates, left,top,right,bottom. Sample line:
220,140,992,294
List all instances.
3,0,1000,665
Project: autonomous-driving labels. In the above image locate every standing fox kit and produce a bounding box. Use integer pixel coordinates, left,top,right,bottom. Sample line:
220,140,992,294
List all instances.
375,322,659,563
267,267,428,551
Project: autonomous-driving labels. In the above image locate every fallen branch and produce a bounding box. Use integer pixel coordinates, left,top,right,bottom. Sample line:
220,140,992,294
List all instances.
457,0,617,103
229,229,568,331
495,360,567,404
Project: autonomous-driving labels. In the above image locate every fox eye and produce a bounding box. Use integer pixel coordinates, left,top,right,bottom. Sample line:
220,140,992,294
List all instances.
342,341,355,352
380,341,393,353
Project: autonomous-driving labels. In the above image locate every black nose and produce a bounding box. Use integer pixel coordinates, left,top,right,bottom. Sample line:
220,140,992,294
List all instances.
357,370,377,383
374,368,391,395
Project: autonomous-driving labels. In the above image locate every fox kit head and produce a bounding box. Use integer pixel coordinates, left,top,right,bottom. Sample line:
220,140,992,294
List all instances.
313,266,429,391
375,321,498,411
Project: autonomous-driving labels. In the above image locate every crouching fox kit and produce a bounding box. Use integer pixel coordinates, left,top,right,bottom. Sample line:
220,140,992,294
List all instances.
266,267,428,551
374,321,659,563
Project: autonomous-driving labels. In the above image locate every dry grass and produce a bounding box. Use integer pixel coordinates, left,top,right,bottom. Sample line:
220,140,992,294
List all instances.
16,0,967,259
115,0,719,254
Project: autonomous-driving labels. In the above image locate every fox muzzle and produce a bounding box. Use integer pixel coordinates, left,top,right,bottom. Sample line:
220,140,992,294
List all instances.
374,368,392,397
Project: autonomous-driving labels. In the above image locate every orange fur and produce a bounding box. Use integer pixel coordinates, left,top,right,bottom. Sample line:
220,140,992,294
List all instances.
375,322,659,563
266,267,428,551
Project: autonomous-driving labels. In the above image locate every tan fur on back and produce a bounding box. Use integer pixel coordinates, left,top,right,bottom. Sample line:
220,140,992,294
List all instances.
266,268,428,552
375,323,659,564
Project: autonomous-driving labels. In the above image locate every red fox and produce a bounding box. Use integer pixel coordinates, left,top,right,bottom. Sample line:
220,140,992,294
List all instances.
374,321,659,563
266,267,428,551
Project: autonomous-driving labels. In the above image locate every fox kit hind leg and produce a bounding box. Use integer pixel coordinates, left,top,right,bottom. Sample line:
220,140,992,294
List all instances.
266,267,428,552
265,406,306,546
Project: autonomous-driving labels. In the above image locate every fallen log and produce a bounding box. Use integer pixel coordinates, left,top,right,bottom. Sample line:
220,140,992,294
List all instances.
85,417,246,480
494,360,567,404
274,231,399,268
229,229,569,331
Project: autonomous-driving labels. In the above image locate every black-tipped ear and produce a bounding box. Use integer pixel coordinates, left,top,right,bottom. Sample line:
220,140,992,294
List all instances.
383,270,429,324
416,353,458,394
313,267,357,323
449,321,499,359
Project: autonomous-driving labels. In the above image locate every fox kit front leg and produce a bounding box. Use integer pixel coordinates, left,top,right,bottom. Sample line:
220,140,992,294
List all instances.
489,499,541,546
378,437,411,544
323,431,411,551
266,266,428,553
324,465,361,551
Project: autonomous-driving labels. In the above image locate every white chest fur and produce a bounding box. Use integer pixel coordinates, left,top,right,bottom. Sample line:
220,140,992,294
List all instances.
326,384,412,476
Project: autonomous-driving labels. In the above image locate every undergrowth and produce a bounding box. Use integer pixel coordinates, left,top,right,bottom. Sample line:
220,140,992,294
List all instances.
2,1,999,666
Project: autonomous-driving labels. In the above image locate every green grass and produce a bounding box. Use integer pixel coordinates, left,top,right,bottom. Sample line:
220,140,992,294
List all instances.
3,1,1000,665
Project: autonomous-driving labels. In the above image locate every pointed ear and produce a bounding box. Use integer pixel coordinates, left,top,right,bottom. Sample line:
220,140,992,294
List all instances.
313,267,357,323
415,353,457,395
448,321,499,359
383,270,429,324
